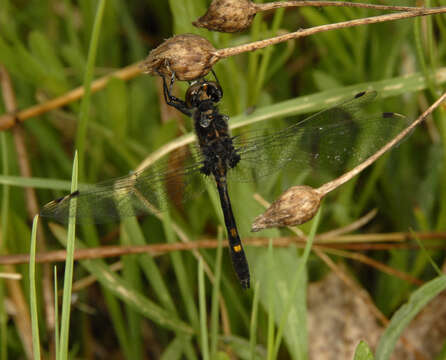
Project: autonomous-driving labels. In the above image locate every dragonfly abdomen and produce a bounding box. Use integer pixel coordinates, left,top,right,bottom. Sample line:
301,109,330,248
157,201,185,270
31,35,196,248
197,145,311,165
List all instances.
215,175,250,289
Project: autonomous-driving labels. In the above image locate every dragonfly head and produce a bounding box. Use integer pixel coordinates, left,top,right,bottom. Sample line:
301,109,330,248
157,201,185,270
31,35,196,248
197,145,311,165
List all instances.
186,80,223,109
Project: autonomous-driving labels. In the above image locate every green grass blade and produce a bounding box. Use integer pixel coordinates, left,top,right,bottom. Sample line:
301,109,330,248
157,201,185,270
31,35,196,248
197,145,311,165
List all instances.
434,342,446,360
198,259,209,360
252,8,285,105
376,275,446,360
120,228,143,360
49,224,194,335
0,272,6,360
249,281,260,360
58,151,78,359
210,231,223,357
266,240,275,360
0,131,10,360
0,175,71,190
230,68,446,131
123,217,178,315
29,215,41,360
161,336,189,360
272,209,322,359
75,0,107,176
411,229,442,276
168,0,206,34
102,289,132,357
53,267,59,359
221,335,265,360
354,341,375,360
161,209,199,329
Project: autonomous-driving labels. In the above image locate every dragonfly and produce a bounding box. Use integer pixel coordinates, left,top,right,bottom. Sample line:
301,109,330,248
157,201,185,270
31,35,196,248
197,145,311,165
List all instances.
41,72,408,289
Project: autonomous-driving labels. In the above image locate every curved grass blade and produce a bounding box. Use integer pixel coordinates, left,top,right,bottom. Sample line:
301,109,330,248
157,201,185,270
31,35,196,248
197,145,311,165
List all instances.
376,275,446,360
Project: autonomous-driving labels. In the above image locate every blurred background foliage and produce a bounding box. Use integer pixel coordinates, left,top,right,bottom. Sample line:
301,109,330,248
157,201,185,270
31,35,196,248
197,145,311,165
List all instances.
0,0,446,358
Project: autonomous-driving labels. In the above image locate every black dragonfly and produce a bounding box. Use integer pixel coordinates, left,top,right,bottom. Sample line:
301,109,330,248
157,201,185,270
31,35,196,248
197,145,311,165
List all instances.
41,72,408,289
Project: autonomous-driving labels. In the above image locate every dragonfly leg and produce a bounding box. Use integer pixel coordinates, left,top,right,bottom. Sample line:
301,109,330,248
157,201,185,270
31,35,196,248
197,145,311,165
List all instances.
156,68,192,116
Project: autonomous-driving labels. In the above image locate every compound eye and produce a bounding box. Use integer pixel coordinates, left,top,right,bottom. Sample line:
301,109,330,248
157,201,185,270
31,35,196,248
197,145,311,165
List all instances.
185,85,201,107
208,83,223,103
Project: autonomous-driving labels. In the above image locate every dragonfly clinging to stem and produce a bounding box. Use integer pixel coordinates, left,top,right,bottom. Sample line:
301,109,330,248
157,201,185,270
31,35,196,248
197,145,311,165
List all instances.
41,72,408,289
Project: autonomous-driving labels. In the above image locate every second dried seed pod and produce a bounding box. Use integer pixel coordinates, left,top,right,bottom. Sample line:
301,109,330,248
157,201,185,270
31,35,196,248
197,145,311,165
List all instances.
193,0,257,33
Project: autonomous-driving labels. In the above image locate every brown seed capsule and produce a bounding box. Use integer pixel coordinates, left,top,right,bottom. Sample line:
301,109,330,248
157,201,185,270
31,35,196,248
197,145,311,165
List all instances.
141,34,219,81
251,185,322,232
193,0,257,33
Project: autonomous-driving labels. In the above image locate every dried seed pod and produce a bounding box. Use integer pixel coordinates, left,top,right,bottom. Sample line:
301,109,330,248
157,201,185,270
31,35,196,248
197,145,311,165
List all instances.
141,34,219,81
193,0,257,33
251,186,322,232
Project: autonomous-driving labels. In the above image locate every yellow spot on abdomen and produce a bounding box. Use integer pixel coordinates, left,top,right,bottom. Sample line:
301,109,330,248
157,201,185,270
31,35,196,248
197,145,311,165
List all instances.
233,245,242,253
230,228,237,237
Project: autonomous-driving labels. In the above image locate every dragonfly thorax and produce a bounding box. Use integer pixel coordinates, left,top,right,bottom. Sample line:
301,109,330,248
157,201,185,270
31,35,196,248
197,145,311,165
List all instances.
200,137,241,177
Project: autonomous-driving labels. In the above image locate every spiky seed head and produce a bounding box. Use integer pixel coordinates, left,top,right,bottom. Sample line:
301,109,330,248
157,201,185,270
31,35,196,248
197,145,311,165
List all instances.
251,186,322,232
141,34,218,81
193,0,257,33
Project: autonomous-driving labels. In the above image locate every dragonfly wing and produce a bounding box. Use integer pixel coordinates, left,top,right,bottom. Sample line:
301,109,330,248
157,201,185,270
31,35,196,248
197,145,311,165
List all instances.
41,149,207,224
229,91,410,185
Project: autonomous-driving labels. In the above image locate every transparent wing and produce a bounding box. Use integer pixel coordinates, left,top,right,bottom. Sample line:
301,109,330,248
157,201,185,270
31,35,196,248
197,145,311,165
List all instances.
229,91,410,186
40,149,209,224
41,91,410,224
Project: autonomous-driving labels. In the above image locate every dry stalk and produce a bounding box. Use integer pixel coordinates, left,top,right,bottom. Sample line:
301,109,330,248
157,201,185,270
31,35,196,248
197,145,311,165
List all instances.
282,212,425,357
316,208,378,240
1,66,56,329
3,8,445,130
1,65,53,357
2,264,33,358
253,91,446,231
250,193,424,284
0,61,142,131
313,251,390,326
144,7,446,83
320,247,423,285
215,7,446,58
317,91,446,195
0,272,22,280
253,193,425,355
255,1,420,12
312,253,428,360
2,231,446,266
194,0,423,32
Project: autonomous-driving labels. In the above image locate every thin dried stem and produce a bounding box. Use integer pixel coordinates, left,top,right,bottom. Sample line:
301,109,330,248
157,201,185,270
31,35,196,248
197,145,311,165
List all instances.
214,7,446,59
317,91,446,195
2,231,445,265
136,132,195,172
3,264,33,359
252,193,378,237
301,237,424,357
314,251,390,324
1,65,51,357
256,1,422,13
252,190,428,356
323,243,446,250
314,208,378,239
1,66,55,331
2,9,444,132
0,272,22,280
319,247,423,285
193,0,422,32
0,62,142,131
70,261,123,293
312,251,426,360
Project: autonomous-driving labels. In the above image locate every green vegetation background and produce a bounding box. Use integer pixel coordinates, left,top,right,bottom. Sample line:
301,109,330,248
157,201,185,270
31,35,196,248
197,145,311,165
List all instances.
1,0,446,359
